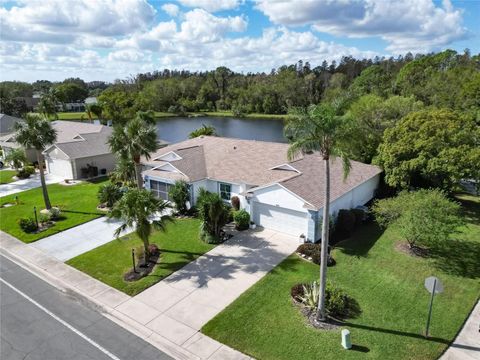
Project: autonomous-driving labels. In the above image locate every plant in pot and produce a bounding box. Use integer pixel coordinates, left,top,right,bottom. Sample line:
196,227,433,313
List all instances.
249,221,256,229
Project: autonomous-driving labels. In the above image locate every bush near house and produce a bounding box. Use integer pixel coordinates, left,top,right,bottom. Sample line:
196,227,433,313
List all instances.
233,209,250,230
197,189,230,243
168,180,190,215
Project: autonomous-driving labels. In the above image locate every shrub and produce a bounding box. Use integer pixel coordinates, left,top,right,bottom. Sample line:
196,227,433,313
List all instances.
230,196,240,211
290,283,307,302
24,166,35,175
197,188,230,240
38,213,51,224
232,104,247,117
296,243,335,266
16,168,32,179
49,207,61,220
351,208,366,227
18,218,37,233
97,183,123,208
168,180,190,215
334,209,356,241
291,281,359,319
233,209,250,230
148,244,160,256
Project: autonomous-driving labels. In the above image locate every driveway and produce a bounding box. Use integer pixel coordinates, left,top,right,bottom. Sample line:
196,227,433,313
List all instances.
30,217,130,261
0,172,63,197
117,228,298,350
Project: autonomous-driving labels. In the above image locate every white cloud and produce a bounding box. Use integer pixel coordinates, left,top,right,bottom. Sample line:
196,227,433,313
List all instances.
255,0,468,53
177,0,244,12
162,3,180,17
107,49,147,62
0,0,156,43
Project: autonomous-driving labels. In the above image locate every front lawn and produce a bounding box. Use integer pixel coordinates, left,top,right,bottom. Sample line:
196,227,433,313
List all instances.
0,179,106,243
67,218,215,296
0,170,16,184
202,194,480,360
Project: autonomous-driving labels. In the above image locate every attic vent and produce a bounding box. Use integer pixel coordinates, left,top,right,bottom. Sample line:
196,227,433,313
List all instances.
270,163,300,173
73,135,84,140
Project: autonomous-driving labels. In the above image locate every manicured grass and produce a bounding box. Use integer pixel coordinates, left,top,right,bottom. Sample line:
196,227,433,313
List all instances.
0,179,107,243
202,194,480,360
67,218,215,296
0,170,16,184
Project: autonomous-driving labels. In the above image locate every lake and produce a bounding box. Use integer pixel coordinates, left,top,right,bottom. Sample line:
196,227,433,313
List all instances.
156,116,286,144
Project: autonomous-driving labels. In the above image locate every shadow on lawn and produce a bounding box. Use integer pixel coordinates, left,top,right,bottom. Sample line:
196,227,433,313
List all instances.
335,223,384,258
61,209,103,216
342,322,450,345
429,239,480,279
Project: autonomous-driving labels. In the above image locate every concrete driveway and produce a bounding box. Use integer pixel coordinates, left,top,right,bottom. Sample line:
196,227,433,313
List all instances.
0,172,63,197
118,228,298,351
30,217,130,261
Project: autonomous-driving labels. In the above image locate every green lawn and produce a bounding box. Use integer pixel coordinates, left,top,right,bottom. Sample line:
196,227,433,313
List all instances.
202,194,480,360
0,179,106,243
67,218,216,296
0,170,16,184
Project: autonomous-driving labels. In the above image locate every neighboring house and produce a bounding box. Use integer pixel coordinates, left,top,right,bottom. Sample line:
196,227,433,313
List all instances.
141,136,382,242
42,121,115,179
0,114,37,162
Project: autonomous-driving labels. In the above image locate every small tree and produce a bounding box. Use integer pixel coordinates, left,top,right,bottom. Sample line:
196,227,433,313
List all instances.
110,189,173,264
5,148,27,170
97,183,123,208
189,124,216,139
168,180,190,215
197,188,229,242
372,189,464,249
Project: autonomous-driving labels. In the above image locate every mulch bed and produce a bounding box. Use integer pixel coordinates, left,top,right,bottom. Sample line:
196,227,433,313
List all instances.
395,241,429,258
123,253,160,282
292,298,341,330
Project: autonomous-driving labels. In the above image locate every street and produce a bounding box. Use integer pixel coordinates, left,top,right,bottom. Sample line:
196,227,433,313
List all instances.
0,255,173,360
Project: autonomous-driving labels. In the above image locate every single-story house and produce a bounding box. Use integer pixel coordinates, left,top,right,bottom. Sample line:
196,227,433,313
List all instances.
141,136,382,242
42,121,115,179
0,113,37,162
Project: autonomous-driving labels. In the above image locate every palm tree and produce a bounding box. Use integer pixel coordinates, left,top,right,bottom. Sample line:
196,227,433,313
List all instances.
285,103,350,323
108,112,158,189
110,189,173,264
38,89,58,120
189,124,216,138
14,114,57,209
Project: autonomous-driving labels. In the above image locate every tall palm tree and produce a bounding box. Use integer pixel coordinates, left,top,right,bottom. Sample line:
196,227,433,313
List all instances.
110,189,173,264
285,103,350,322
108,112,158,189
14,114,57,209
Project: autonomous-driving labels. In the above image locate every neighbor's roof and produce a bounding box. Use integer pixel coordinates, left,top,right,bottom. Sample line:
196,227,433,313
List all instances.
0,113,24,135
142,136,382,210
43,121,113,159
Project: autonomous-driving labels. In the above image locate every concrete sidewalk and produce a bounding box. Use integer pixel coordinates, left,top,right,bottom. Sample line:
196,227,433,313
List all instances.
31,217,130,261
441,300,480,360
0,172,63,197
1,228,297,359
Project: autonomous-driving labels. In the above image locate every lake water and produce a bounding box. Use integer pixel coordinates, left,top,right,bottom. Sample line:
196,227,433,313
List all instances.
155,116,286,144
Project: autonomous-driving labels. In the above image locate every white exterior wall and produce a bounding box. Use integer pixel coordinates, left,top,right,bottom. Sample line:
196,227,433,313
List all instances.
73,154,116,179
327,174,380,217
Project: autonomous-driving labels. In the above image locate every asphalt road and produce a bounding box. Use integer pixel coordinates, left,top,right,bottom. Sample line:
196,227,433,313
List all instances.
0,255,173,360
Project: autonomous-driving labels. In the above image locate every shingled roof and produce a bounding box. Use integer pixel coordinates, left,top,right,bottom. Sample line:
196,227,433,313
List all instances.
142,136,382,210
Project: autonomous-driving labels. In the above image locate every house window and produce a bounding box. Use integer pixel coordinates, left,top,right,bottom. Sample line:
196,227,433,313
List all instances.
150,180,171,201
219,183,231,201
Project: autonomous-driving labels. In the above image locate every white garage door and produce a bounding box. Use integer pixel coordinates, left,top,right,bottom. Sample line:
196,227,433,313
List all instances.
253,202,308,237
46,158,73,179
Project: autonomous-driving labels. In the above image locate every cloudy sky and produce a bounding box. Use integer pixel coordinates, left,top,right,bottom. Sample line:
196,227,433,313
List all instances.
1,0,478,82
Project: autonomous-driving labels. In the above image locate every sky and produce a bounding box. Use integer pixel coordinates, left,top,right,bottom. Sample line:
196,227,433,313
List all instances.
0,0,479,82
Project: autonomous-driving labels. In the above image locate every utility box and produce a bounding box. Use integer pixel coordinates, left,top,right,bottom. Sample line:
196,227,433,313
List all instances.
341,329,352,349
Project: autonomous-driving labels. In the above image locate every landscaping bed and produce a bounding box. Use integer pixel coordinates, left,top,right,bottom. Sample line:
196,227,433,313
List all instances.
67,218,216,296
202,194,480,360
0,179,107,243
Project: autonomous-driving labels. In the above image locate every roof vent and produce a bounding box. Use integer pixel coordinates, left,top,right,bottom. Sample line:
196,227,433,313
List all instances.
269,163,300,173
